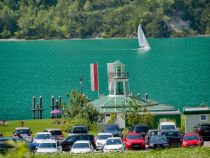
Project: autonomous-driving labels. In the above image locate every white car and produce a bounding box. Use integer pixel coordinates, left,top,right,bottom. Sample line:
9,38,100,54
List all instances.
71,140,94,154
36,140,60,153
96,133,113,150
103,137,124,152
158,121,177,131
33,132,52,144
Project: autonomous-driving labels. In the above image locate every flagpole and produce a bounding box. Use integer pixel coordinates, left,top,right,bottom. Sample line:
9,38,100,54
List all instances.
97,62,100,99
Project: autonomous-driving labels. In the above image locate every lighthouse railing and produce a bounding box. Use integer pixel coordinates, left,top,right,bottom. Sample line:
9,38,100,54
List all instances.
108,72,129,78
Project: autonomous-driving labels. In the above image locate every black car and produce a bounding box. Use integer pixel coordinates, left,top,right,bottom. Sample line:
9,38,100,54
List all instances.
70,126,88,134
148,135,168,149
129,124,149,137
159,130,183,147
60,134,95,151
104,124,123,137
194,123,210,140
145,129,158,145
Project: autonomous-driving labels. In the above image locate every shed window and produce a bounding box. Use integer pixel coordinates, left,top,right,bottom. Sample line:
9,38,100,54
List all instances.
200,114,207,121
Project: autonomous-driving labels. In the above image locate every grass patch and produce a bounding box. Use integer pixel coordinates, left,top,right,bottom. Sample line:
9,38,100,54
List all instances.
0,119,67,137
1,148,210,158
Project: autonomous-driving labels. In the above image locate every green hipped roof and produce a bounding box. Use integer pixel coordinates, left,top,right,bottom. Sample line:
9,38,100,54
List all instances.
91,95,176,113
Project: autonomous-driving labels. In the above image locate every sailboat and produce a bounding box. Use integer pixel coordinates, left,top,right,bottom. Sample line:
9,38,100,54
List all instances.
138,24,151,50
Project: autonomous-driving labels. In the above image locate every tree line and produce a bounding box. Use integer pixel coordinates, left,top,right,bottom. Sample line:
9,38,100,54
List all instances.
0,0,209,39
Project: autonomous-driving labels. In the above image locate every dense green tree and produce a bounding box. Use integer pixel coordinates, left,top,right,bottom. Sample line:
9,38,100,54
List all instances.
63,91,101,123
0,0,209,39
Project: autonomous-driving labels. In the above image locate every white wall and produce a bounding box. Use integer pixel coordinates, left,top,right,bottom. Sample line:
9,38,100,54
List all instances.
116,113,125,128
185,114,210,133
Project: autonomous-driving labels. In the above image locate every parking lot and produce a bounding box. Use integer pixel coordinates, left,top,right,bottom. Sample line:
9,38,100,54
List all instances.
204,141,210,147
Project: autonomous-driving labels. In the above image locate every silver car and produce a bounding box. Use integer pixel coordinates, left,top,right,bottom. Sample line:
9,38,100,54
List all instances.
13,127,32,142
96,133,113,150
71,140,94,154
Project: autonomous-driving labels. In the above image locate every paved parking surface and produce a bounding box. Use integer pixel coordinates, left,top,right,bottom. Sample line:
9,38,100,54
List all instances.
204,141,210,147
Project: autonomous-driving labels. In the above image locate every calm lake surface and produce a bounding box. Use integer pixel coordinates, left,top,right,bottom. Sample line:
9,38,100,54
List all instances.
0,38,210,120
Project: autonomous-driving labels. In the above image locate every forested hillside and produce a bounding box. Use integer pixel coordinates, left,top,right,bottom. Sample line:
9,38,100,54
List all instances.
0,0,209,39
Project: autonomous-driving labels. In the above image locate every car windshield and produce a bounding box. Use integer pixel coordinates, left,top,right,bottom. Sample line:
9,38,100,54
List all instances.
161,125,175,130
126,134,142,140
106,139,122,145
35,134,51,139
39,143,56,148
73,127,87,133
51,131,62,136
184,135,199,141
200,126,210,130
150,135,167,142
15,129,30,134
106,126,120,131
135,126,149,133
149,131,158,136
73,143,90,149
76,135,94,141
98,135,112,140
165,131,180,137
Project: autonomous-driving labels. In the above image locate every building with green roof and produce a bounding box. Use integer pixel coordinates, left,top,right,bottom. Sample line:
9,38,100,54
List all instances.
91,60,181,128
183,106,210,132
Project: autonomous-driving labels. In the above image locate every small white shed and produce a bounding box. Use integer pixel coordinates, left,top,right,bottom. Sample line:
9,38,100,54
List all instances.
183,106,210,133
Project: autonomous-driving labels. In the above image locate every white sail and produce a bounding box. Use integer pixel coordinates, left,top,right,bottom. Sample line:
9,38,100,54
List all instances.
138,24,150,50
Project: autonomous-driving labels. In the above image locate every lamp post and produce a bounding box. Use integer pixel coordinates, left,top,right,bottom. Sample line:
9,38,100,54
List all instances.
80,77,83,94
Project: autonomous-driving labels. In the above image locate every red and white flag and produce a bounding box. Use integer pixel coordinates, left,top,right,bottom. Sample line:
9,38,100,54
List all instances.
90,63,98,91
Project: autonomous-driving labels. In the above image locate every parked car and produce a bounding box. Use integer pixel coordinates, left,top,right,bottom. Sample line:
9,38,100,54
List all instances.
159,130,183,147
36,140,60,153
123,132,145,150
0,137,36,153
43,128,64,140
33,132,52,144
158,121,177,131
70,126,88,134
129,124,149,137
181,132,203,148
148,135,168,149
96,133,113,150
103,137,124,152
13,127,32,142
0,137,23,153
104,124,123,137
194,123,210,140
145,129,159,145
60,133,95,151
71,140,94,154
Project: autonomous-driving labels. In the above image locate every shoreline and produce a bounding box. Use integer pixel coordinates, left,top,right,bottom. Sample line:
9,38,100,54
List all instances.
0,35,209,41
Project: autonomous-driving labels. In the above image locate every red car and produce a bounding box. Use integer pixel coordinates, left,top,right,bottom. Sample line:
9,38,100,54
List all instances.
181,132,203,148
123,132,145,150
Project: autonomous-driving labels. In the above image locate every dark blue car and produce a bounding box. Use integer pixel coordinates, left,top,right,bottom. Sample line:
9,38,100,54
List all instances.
0,137,38,153
104,124,123,137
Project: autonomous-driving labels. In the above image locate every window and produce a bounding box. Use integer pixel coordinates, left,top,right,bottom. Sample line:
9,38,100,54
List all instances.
200,114,207,121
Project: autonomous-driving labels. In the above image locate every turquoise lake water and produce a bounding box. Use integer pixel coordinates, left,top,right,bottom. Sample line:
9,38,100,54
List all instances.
0,38,210,120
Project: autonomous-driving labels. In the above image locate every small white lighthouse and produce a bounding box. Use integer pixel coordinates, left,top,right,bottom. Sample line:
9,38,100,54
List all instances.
107,60,130,96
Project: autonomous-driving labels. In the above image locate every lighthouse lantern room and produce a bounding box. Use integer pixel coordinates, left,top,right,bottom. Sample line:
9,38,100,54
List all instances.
107,60,130,96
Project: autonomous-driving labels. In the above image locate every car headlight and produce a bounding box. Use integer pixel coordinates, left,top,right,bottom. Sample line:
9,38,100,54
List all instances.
127,142,132,145
150,143,154,147
183,142,187,145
